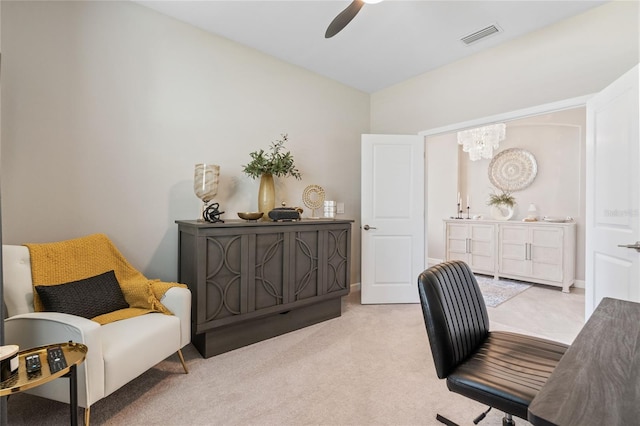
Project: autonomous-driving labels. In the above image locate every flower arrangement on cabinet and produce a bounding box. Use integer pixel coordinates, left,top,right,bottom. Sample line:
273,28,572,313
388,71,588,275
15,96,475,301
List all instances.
242,134,302,180
487,190,516,208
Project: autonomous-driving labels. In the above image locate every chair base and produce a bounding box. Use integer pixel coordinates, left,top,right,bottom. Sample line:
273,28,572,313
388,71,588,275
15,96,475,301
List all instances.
473,406,492,424
435,409,516,426
502,413,515,426
436,414,459,426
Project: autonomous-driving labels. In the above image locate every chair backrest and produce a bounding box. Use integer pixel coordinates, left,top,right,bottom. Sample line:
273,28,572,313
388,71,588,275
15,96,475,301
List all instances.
2,245,36,317
417,260,490,379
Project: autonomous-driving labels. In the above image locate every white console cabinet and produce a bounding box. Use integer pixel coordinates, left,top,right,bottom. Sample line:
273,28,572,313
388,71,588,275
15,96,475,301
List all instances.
444,221,496,275
444,219,576,292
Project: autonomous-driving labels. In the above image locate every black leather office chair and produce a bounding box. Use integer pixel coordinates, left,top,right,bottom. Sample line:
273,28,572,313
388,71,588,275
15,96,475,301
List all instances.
417,261,568,426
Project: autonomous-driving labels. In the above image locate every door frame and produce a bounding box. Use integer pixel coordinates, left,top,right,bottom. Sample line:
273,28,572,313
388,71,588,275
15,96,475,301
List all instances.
418,95,592,138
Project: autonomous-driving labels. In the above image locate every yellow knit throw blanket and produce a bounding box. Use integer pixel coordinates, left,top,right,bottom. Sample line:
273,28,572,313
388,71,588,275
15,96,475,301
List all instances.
26,233,186,325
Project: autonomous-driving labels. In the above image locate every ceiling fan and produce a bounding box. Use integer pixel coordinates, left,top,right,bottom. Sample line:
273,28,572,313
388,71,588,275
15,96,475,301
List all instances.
325,0,384,38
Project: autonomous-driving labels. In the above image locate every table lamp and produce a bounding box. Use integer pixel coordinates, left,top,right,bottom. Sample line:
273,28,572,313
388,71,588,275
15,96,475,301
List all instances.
194,163,224,223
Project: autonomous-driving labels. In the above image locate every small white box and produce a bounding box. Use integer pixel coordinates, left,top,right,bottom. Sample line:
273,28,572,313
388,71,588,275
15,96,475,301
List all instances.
324,200,337,218
0,345,19,381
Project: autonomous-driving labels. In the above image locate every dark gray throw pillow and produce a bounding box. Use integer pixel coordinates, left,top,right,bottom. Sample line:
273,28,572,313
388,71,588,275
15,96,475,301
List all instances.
35,270,129,319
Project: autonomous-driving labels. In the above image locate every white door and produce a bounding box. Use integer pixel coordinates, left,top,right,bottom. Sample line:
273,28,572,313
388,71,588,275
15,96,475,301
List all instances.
586,64,640,317
361,134,424,304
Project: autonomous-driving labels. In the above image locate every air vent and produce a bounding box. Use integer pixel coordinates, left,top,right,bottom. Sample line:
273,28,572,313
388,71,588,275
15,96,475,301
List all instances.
461,24,501,45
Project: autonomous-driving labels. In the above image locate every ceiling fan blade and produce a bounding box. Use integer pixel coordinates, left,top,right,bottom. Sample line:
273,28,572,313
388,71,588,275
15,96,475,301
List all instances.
325,0,365,38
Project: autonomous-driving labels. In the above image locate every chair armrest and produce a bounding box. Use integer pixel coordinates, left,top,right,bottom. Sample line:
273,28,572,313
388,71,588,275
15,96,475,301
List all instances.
161,287,191,348
5,312,101,350
4,312,105,406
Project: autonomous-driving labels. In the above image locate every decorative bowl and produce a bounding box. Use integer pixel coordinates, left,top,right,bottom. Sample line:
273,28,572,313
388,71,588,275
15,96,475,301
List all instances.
543,216,571,223
237,212,264,221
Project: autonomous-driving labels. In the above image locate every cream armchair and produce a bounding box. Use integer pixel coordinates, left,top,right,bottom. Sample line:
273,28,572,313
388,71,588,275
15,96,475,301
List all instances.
2,245,191,425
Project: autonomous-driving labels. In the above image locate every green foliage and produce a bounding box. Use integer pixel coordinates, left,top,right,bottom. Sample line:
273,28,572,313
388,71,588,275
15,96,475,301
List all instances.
242,134,302,180
487,190,516,207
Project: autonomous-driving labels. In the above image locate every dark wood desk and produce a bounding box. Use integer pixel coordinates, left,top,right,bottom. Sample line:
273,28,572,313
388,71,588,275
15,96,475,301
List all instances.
528,297,640,426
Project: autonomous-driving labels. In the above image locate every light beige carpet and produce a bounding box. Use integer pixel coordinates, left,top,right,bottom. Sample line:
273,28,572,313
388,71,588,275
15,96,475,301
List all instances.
6,289,569,426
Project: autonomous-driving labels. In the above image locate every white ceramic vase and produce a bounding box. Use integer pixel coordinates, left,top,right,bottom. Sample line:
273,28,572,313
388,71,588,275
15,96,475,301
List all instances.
490,204,514,221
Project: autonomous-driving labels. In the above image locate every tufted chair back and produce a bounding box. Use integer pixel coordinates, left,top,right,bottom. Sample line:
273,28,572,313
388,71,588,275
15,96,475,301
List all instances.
417,260,490,379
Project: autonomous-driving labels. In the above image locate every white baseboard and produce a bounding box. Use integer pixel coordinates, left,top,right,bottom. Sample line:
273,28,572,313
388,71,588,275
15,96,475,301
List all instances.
351,276,582,290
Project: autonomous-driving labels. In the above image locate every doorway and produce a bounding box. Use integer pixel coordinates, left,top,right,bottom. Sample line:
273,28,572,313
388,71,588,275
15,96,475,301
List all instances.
419,96,590,287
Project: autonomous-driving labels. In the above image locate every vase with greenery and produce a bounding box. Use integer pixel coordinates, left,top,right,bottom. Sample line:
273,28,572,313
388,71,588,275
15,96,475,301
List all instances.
242,134,302,218
487,190,516,220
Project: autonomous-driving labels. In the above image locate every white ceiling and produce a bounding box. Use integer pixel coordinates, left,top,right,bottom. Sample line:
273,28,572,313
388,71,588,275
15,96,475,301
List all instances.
136,0,606,93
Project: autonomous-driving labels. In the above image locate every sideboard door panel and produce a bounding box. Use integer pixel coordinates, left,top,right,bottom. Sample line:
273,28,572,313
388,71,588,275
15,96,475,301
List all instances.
292,230,320,302
499,225,529,276
325,227,350,295
468,224,495,273
204,235,242,322
530,227,563,282
253,231,286,310
446,224,468,256
444,222,496,275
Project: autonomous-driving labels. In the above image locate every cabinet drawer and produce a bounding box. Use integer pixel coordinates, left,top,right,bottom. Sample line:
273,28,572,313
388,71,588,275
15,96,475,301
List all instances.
500,242,526,260
448,224,469,239
501,226,528,242
470,239,492,254
531,262,562,282
448,252,468,263
500,258,529,276
448,238,468,253
531,227,563,247
531,246,561,265
470,225,494,241
469,254,494,272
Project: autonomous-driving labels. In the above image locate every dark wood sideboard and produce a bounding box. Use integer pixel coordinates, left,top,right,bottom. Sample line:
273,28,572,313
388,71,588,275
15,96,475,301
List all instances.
176,219,353,358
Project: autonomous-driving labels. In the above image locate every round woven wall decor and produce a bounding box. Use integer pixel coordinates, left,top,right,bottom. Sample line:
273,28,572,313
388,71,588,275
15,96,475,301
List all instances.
488,148,538,192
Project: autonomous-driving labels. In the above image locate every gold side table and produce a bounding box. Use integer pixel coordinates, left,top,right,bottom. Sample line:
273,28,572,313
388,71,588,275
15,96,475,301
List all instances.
1,342,88,426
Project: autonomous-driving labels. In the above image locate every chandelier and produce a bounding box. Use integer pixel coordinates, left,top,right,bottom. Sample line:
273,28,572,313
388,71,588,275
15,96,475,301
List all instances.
457,123,506,161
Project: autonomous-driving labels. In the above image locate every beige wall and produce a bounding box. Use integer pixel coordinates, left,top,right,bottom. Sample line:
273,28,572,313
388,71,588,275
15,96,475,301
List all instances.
2,1,638,287
0,1,369,282
462,109,585,224
375,1,637,283
425,133,459,265
371,1,639,134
